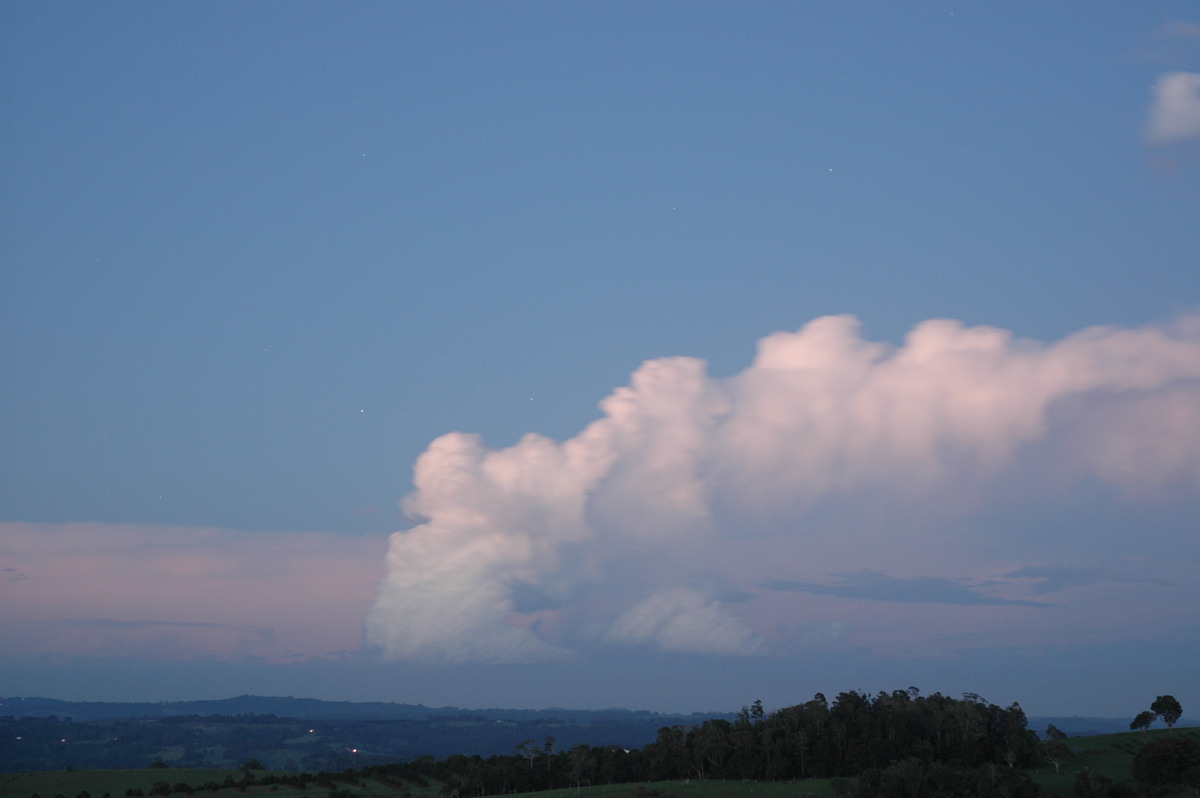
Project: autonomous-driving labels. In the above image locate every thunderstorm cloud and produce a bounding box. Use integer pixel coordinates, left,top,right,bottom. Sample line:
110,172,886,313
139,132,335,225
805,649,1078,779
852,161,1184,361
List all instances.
366,315,1200,664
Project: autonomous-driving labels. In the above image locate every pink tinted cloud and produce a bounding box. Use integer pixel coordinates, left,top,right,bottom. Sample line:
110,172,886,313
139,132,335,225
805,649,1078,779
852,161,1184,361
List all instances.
0,523,385,661
367,314,1200,664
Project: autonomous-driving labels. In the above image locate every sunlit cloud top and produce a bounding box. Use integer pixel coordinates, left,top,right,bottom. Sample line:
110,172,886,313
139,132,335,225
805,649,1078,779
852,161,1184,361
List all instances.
366,315,1200,665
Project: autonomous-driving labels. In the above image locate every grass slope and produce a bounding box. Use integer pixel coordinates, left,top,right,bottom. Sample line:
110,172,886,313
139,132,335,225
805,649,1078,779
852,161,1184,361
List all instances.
0,771,843,798
0,769,251,798
1027,726,1200,796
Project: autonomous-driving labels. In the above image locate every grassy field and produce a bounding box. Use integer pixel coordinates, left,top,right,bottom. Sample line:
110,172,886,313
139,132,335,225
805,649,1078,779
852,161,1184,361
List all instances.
1026,727,1200,796
0,769,272,798
4,727,1198,798
0,772,841,798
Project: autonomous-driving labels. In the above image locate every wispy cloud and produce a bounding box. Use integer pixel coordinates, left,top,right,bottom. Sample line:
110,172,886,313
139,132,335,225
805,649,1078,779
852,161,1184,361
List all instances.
59,618,273,632
1163,20,1200,41
1146,72,1200,144
1003,565,1172,595
761,571,1050,607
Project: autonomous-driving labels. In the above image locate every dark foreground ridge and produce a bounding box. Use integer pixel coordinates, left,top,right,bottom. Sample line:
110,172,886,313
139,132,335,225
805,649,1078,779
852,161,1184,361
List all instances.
3,692,1197,796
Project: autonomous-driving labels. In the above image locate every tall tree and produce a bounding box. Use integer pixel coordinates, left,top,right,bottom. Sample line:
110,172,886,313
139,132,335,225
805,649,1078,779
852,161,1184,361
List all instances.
1150,695,1183,731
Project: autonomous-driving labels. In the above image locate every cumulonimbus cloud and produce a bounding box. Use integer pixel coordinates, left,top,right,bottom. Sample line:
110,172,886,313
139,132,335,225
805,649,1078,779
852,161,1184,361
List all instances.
365,315,1200,663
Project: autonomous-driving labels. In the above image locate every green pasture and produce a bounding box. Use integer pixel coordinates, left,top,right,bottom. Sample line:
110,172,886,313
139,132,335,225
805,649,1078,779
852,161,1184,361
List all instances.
0,769,255,798
0,772,838,798
509,780,838,798
1026,727,1200,796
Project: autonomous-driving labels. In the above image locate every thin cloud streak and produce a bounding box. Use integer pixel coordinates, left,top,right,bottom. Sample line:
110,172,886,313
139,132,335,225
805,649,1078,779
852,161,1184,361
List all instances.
0,523,385,661
1003,565,1173,595
761,571,1051,607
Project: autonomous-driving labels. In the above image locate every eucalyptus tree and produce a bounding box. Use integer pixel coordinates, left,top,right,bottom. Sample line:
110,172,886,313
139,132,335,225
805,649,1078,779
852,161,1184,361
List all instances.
1151,695,1183,731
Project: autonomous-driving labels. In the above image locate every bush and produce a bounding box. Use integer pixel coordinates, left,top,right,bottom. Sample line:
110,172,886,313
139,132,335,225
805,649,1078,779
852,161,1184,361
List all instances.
1073,767,1111,797
1132,735,1200,785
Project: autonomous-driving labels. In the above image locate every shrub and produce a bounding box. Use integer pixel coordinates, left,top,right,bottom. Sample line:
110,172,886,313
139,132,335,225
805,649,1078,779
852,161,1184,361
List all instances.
1132,735,1200,785
1073,767,1112,797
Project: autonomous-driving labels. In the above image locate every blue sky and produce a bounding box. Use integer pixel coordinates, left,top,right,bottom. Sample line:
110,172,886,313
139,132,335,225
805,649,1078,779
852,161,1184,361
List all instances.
2,2,1199,719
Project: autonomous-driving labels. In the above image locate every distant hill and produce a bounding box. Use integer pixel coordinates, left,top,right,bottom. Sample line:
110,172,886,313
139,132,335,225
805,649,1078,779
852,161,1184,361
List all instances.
7,696,1189,736
0,694,717,723
0,695,730,773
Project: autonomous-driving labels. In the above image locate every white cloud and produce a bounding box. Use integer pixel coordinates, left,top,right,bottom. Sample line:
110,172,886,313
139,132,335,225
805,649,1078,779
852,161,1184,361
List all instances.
1146,72,1200,144
602,589,767,655
365,315,1200,664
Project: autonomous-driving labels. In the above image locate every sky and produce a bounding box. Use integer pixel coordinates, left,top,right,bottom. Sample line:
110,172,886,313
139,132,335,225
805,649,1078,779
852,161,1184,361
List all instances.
2,2,1199,720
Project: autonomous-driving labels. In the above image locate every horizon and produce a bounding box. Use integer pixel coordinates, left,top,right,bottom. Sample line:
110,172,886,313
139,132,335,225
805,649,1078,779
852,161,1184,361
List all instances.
2,3,1199,720
4,692,1197,729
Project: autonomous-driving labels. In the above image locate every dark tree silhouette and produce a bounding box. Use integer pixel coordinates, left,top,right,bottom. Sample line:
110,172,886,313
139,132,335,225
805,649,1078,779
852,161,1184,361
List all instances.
1130,710,1156,733
1150,695,1182,731
1132,736,1200,785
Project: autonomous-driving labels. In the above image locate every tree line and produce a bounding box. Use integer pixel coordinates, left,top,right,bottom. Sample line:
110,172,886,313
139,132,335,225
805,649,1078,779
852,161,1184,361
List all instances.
642,689,1038,781
348,688,1043,797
